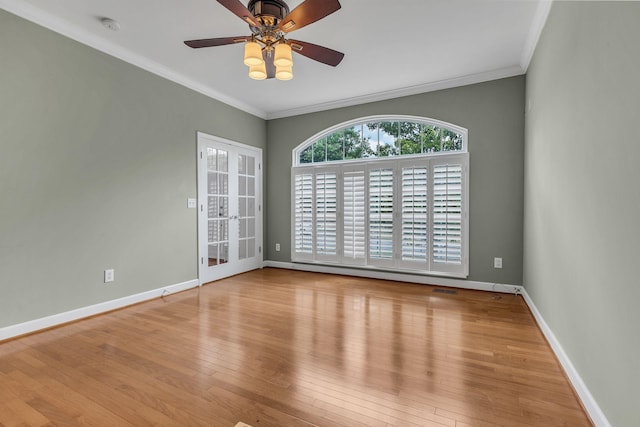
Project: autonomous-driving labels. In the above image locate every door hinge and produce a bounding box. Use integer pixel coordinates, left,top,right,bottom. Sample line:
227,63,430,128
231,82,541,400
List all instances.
200,151,203,159
259,246,262,253
201,257,204,264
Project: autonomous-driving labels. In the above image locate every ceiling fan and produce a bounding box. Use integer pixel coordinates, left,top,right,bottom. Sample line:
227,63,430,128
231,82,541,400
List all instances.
184,0,345,80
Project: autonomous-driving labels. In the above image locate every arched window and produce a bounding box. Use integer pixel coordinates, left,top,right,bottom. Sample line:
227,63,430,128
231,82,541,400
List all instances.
291,115,469,277
293,115,466,165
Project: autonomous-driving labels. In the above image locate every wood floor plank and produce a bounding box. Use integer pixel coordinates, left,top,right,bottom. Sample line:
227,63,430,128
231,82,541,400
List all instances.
0,399,51,427
4,366,133,427
0,268,592,426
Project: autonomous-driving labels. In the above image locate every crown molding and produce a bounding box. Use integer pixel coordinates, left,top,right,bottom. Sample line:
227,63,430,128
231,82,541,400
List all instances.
520,0,553,71
0,0,268,119
266,65,525,120
2,0,539,122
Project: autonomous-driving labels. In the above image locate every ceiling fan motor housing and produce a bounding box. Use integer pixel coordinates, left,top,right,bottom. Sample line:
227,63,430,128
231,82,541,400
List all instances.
184,0,345,73
247,0,290,27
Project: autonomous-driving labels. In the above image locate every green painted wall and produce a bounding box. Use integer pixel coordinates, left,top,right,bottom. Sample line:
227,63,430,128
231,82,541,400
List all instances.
0,10,266,328
267,76,525,285
524,2,640,425
5,1,636,422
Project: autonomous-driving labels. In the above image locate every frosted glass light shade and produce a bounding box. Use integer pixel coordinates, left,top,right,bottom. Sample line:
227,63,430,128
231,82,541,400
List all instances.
248,62,267,80
244,41,263,66
274,43,293,67
275,65,293,81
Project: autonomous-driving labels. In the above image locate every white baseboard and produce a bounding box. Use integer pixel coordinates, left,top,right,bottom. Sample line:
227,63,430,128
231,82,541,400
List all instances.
263,260,522,294
263,260,609,427
0,278,199,342
2,263,609,426
520,289,610,427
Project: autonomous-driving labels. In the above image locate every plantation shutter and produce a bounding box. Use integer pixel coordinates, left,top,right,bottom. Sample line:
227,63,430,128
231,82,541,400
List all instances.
292,171,314,261
292,152,467,277
343,168,366,264
368,166,395,267
431,155,466,275
315,170,339,262
399,163,429,269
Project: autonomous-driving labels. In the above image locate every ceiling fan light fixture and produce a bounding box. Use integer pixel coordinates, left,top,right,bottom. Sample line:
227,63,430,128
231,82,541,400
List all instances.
248,62,268,80
184,0,344,80
275,64,293,81
274,43,293,67
243,41,263,66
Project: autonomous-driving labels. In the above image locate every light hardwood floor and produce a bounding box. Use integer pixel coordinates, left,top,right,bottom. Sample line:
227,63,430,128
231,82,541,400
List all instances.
0,268,592,426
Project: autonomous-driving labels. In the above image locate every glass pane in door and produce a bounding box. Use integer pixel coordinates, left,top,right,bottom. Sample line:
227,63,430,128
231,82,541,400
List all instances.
207,148,229,266
238,154,257,260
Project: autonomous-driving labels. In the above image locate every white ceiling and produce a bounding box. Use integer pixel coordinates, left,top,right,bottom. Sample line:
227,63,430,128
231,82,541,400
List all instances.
0,0,550,119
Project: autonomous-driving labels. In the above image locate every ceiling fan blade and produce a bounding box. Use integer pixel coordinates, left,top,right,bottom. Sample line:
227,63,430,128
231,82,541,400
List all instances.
289,39,344,67
264,50,276,79
278,0,341,33
184,36,249,49
216,0,262,27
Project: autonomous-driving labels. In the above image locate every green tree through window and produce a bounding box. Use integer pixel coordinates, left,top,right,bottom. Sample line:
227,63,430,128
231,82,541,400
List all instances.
297,118,464,164
292,116,469,278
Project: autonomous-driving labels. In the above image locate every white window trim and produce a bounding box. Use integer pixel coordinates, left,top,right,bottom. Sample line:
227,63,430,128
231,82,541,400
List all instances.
291,116,469,279
292,115,468,166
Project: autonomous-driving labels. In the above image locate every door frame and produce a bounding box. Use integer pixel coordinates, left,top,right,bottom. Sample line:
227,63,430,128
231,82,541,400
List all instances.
197,131,263,285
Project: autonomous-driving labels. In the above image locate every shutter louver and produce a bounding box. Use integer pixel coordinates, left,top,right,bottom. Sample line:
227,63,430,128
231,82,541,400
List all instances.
293,173,313,259
401,166,428,264
432,164,463,265
316,172,338,257
343,170,366,263
369,168,394,263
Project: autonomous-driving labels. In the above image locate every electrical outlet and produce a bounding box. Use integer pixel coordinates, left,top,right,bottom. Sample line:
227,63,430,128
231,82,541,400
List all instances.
275,243,281,251
104,269,114,283
187,198,197,208
494,257,503,269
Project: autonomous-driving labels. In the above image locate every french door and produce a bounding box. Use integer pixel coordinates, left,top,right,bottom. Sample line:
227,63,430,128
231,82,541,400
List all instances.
197,132,263,284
